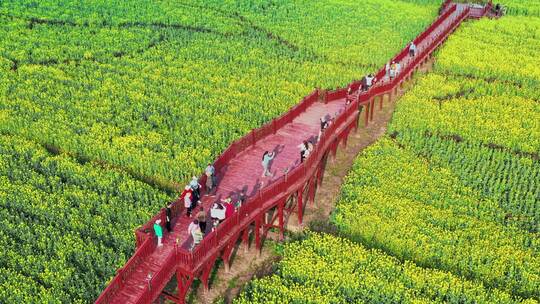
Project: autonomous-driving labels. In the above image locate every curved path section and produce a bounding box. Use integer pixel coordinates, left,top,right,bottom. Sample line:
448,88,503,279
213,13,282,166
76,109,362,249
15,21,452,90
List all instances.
96,2,486,303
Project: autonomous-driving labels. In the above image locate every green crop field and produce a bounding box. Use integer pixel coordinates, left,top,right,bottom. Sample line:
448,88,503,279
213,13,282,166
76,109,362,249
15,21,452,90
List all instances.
237,12,540,304
0,0,444,302
0,0,438,184
235,233,534,304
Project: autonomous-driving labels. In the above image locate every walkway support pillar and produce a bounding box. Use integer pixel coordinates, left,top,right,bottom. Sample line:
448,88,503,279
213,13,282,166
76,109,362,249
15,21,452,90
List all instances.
309,177,316,205
297,188,303,225
176,271,194,304
364,102,370,127
317,159,325,186
255,216,262,252
200,254,218,292
242,227,250,252
278,199,285,240
369,98,375,121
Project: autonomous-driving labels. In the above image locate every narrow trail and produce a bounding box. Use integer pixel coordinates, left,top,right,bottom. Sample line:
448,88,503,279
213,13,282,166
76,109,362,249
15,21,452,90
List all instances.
191,59,435,304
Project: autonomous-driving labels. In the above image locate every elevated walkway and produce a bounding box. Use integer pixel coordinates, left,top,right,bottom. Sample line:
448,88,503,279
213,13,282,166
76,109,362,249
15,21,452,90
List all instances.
95,2,490,303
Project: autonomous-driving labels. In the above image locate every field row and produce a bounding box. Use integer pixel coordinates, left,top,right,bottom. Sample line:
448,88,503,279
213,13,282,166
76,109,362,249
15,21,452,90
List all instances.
235,233,535,304
0,0,438,184
0,134,170,302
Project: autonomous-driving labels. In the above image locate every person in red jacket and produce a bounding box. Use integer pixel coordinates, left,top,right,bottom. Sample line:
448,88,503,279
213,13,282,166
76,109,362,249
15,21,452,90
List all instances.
180,185,193,217
222,197,235,219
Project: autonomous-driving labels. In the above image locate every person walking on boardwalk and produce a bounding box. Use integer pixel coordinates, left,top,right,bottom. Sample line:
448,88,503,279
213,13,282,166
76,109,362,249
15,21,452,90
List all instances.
154,219,163,247
210,202,226,229
180,185,195,217
184,191,194,217
409,41,417,57
223,198,235,219
261,151,275,177
320,116,329,131
318,116,330,141
188,219,199,235
165,203,172,232
385,61,391,78
365,74,375,90
307,140,314,154
361,75,368,91
300,141,309,163
190,176,202,202
390,61,397,79
396,61,402,75
188,220,204,251
205,163,216,195
197,207,207,235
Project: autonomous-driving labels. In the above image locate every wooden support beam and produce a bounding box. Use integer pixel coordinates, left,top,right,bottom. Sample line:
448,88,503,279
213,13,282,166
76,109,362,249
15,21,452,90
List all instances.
379,95,384,110
369,98,375,121
364,102,370,127
278,199,285,240
317,156,326,186
200,254,218,291
297,189,303,225
354,110,360,132
309,177,316,205
242,227,250,252
162,291,179,303
255,217,262,251
176,270,194,304
221,232,240,273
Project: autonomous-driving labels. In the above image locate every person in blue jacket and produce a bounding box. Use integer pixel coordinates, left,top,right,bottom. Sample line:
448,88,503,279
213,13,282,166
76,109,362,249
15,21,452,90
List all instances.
261,151,275,177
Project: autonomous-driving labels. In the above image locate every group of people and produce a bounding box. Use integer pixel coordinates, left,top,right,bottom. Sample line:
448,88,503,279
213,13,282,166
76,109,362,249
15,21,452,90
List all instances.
387,60,401,79
187,191,246,250
153,111,336,250
151,39,422,251
181,163,217,217
387,41,416,80
187,195,243,250
152,163,217,247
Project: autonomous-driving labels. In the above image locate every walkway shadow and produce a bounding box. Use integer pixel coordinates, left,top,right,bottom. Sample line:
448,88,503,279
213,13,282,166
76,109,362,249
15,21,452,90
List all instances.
308,135,318,145
249,177,262,197
268,144,285,174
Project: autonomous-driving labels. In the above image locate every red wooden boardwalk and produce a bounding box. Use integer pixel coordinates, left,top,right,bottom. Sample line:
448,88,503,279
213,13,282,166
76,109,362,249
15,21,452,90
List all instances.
96,2,490,304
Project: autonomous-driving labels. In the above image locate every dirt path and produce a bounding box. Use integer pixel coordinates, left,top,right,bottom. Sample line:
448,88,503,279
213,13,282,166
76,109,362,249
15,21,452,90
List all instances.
178,59,435,304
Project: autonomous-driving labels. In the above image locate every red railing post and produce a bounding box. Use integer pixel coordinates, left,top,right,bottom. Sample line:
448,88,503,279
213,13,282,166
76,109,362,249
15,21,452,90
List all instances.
297,188,303,225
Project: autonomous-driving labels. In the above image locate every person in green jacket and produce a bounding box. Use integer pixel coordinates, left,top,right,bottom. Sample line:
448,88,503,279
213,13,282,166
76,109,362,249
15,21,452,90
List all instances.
154,219,163,247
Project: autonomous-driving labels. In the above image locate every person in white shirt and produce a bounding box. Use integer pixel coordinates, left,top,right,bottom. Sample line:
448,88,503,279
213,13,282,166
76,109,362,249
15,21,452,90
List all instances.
365,74,375,89
210,202,226,229
409,42,417,57
299,141,310,163
205,164,216,195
